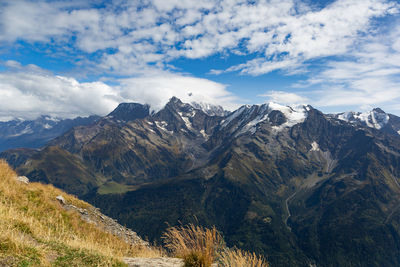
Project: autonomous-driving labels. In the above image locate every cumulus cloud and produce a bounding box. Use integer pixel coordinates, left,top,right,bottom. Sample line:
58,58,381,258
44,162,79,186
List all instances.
1,0,397,75
0,70,120,120
0,0,399,118
260,91,309,105
0,63,237,120
0,1,100,44
118,73,239,111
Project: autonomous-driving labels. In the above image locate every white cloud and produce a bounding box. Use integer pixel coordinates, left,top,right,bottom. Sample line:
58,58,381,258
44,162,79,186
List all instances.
218,0,399,75
297,24,400,112
260,91,309,105
118,73,239,111
0,0,400,118
0,63,238,120
4,60,22,69
0,0,397,75
0,1,101,44
224,57,302,76
0,67,121,120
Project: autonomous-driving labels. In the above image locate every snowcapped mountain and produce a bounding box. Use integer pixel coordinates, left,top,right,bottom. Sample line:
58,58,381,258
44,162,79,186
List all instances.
220,102,309,136
330,108,400,135
190,101,230,117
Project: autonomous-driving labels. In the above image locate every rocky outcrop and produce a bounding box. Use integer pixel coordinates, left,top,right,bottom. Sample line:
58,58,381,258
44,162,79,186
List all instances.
14,175,29,184
56,195,147,246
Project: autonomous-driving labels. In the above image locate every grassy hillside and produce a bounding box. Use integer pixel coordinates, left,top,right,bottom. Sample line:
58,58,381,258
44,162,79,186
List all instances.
0,160,158,266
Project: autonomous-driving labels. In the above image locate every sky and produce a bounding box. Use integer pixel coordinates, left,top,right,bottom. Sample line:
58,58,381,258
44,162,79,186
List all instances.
0,0,400,120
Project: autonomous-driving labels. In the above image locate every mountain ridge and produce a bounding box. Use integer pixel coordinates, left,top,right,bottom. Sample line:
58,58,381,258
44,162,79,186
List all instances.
1,97,400,266
0,115,100,152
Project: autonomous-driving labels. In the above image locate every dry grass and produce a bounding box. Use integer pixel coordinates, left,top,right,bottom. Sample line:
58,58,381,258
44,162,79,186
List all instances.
0,160,161,266
163,224,225,266
162,224,269,267
218,248,269,267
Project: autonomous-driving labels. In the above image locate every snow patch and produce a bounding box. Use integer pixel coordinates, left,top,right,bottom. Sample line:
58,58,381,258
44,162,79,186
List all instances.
336,110,389,130
223,102,308,136
43,123,52,129
43,116,60,123
310,141,320,152
155,121,172,134
337,112,353,122
190,102,228,117
200,129,209,139
221,105,250,128
178,112,194,130
234,106,269,136
9,125,33,137
269,102,307,132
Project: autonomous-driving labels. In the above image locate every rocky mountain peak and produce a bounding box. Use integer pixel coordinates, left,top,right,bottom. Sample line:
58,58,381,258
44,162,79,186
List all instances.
372,107,386,114
162,97,229,117
107,102,150,122
166,96,184,107
153,97,218,136
220,102,309,136
334,108,390,130
190,101,230,117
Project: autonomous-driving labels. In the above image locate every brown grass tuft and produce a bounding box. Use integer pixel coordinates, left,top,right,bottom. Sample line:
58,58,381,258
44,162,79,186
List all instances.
218,248,269,267
162,224,225,267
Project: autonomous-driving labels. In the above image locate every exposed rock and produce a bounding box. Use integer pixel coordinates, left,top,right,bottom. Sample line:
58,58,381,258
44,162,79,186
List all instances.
59,197,147,246
56,195,66,205
15,175,29,184
107,103,150,122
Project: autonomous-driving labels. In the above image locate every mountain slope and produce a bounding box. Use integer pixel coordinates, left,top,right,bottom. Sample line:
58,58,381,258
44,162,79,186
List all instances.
1,98,400,266
0,160,152,266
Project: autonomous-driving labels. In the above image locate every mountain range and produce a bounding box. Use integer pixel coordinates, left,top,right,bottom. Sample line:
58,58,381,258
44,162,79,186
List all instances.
0,115,100,152
1,97,400,266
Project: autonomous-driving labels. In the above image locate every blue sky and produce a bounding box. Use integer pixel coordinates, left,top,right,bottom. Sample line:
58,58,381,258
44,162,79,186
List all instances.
0,0,399,120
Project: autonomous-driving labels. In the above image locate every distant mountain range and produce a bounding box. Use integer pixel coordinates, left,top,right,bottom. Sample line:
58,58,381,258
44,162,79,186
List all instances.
1,97,400,266
0,115,100,151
